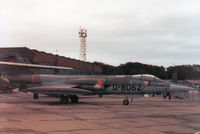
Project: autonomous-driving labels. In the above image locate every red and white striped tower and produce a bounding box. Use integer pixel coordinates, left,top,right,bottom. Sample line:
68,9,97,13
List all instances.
79,27,87,61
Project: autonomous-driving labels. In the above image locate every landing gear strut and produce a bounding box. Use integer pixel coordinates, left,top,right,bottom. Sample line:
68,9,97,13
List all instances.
163,92,171,100
98,94,103,98
33,93,39,99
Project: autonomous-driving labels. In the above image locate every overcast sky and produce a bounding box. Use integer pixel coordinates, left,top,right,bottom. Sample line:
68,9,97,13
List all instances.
0,0,200,67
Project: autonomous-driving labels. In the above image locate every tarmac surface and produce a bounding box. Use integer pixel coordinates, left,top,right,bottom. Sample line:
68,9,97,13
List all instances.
0,92,200,134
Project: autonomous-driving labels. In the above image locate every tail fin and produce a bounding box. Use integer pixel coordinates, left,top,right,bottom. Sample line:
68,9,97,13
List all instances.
0,52,73,75
0,52,30,64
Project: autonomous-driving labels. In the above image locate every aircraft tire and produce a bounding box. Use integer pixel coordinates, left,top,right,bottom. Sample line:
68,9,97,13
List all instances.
60,95,69,104
70,95,79,103
123,99,129,105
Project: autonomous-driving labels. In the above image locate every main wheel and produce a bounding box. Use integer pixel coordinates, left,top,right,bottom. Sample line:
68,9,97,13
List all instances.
70,95,79,103
60,95,69,104
123,99,129,105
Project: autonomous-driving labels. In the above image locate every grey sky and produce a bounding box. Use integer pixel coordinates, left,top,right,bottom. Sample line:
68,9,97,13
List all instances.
0,0,200,67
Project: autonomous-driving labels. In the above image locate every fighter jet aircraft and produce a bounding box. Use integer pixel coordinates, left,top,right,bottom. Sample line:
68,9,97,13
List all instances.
0,61,194,105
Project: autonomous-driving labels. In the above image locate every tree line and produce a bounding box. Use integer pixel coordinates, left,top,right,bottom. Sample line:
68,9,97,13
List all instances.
94,62,200,80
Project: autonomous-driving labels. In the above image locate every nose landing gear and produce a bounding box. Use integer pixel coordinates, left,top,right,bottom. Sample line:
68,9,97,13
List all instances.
123,99,129,105
123,96,131,105
70,95,79,103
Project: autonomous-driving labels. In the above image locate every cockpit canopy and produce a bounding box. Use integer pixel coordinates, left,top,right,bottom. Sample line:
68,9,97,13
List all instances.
132,74,163,82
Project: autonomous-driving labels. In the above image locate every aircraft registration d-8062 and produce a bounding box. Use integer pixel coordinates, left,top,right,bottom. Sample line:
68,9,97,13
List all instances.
0,61,194,105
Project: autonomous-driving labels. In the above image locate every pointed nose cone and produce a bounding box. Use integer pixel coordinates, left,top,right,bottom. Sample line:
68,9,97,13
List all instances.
170,84,195,91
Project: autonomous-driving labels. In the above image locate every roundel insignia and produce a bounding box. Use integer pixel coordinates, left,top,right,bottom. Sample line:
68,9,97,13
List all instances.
94,80,103,88
144,81,149,86
97,80,103,86
9,59,14,63
140,81,149,90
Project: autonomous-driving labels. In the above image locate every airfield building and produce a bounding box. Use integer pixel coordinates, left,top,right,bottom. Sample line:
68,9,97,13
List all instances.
0,47,102,75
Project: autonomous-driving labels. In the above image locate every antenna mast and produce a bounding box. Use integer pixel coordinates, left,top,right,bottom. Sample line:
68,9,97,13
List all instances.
79,27,87,61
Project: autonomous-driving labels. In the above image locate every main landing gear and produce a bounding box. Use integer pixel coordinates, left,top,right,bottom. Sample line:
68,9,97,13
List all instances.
98,94,103,98
163,92,171,100
60,95,79,104
60,95,69,104
33,93,39,99
70,95,79,103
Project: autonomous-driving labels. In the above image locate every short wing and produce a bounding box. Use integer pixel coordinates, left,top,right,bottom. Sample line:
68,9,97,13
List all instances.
21,84,91,95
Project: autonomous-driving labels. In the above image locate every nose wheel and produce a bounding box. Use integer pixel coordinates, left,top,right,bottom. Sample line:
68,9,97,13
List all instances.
123,99,129,105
